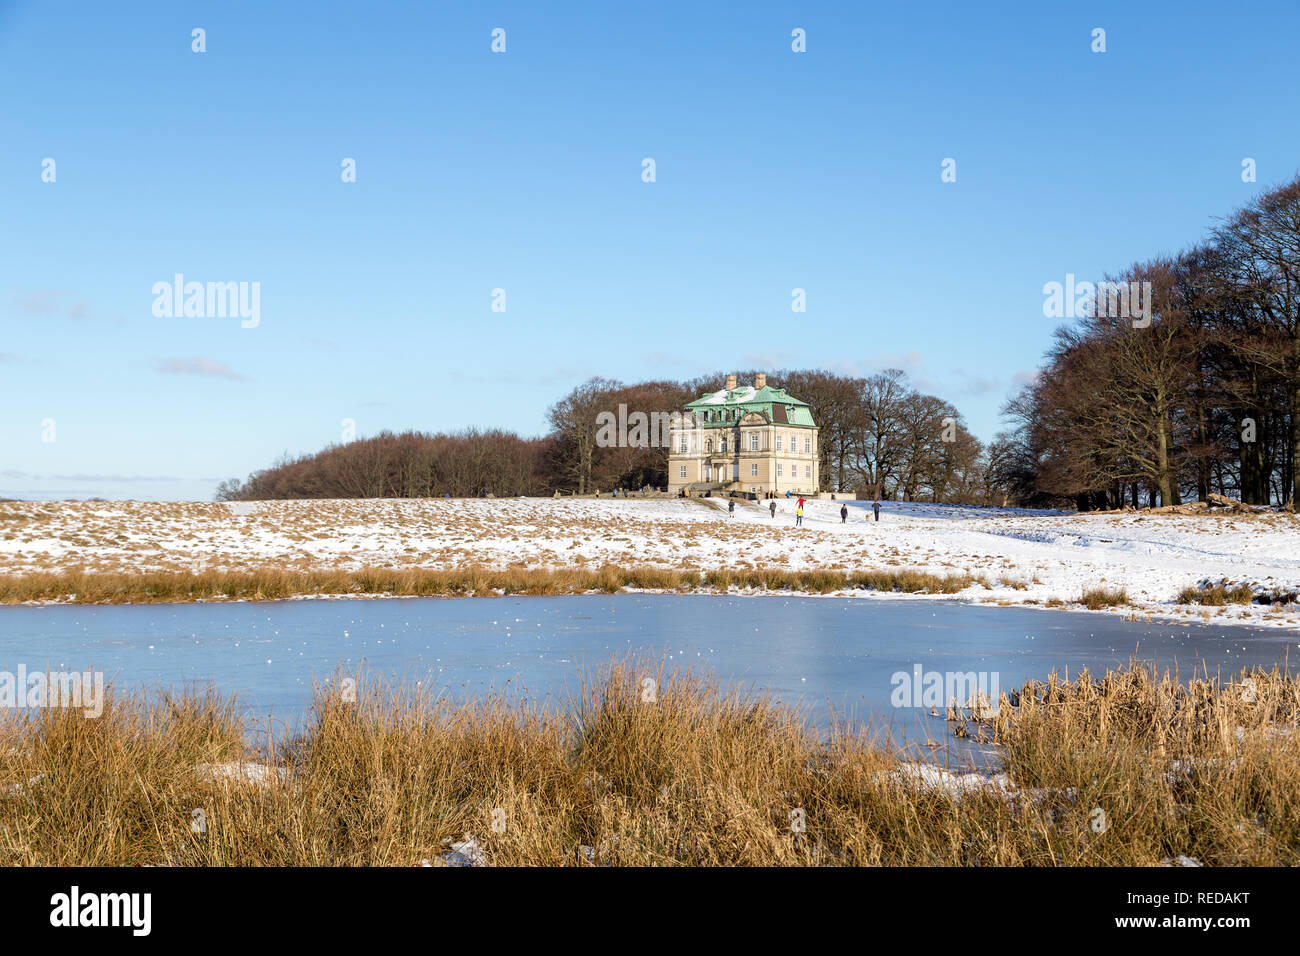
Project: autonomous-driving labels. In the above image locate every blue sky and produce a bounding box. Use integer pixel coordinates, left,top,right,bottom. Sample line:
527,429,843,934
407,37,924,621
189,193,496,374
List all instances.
3,1,1298,500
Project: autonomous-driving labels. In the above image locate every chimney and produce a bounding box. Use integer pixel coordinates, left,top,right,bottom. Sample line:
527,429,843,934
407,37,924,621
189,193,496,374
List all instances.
754,372,767,389
725,374,737,390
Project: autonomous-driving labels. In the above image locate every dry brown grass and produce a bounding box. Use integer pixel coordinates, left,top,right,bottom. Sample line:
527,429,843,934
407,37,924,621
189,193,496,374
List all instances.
1177,582,1258,606
1080,586,1130,609
0,565,974,605
2,658,1297,866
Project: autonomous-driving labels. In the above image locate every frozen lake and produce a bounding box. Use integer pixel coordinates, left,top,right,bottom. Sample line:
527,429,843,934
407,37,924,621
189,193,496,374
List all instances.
2,595,1296,756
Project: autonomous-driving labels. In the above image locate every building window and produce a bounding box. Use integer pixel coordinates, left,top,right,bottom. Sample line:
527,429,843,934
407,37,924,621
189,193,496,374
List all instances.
750,463,758,477
804,437,811,453
720,438,727,452
705,439,712,452
679,465,686,478
750,433,759,451
679,438,687,453
777,463,783,477
805,465,811,478
776,436,783,451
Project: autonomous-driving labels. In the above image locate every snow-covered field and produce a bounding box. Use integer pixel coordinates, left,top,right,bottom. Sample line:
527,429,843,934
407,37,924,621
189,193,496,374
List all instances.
2,496,1298,629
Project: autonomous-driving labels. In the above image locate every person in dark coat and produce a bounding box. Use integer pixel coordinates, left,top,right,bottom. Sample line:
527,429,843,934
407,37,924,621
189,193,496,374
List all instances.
840,504,848,523
872,499,881,521
769,500,777,518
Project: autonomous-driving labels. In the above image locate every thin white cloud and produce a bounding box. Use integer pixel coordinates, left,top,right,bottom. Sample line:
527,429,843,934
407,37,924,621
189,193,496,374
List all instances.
53,473,183,482
0,470,182,482
448,365,589,389
12,289,89,319
953,370,1002,396
155,357,247,380
639,351,707,370
827,351,926,376
741,351,798,369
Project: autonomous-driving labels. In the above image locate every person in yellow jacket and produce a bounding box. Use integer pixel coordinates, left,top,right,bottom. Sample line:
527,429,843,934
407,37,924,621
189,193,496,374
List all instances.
795,504,804,527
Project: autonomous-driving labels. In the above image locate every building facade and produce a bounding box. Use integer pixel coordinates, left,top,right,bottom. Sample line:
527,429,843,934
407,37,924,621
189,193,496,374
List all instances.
667,373,819,497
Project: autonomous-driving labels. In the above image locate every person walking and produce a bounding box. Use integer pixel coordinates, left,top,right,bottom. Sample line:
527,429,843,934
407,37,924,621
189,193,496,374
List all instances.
795,503,804,527
840,503,848,523
728,499,735,517
769,500,777,519
872,499,881,522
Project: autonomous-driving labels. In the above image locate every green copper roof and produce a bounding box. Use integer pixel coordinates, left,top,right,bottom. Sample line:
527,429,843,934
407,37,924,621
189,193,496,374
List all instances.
684,384,817,428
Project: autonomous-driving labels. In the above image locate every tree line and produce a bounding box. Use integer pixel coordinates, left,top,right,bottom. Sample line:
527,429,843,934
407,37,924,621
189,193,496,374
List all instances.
997,175,1299,509
216,371,1001,503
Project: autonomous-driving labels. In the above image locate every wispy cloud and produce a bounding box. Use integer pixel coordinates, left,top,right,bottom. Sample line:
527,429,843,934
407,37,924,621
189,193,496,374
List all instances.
301,336,339,351
823,352,933,389
1011,369,1040,387
53,473,184,482
639,351,710,371
741,351,797,369
448,365,589,389
13,289,90,319
953,369,1002,396
1,469,182,482
155,357,247,380
0,352,18,363
827,351,926,376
